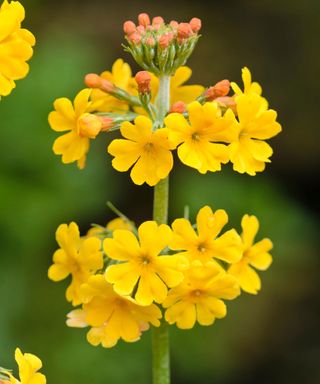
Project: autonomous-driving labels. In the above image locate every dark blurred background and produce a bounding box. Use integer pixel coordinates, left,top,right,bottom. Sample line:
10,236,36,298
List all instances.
0,0,319,383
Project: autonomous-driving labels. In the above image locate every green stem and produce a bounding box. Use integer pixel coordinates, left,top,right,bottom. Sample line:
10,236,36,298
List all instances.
152,74,171,384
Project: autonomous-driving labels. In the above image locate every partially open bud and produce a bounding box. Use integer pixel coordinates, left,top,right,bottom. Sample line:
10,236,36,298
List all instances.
84,74,115,93
170,101,186,114
138,13,150,27
128,32,142,44
189,17,202,32
205,80,230,101
146,36,156,47
215,96,237,113
100,116,114,132
135,71,152,94
78,113,103,138
123,20,136,36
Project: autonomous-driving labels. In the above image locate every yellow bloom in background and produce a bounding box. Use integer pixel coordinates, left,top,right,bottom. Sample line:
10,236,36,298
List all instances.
164,101,235,173
163,261,240,329
228,93,282,175
2,348,46,384
0,0,35,96
171,205,242,265
49,88,102,169
108,116,174,186
86,217,134,238
67,275,161,348
48,222,103,305
91,58,136,112
104,221,188,305
228,214,273,294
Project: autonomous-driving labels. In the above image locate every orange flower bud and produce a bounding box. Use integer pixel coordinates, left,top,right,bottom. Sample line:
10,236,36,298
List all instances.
138,13,150,27
152,16,164,26
215,96,237,113
123,20,136,35
189,17,202,32
146,36,156,47
78,113,102,138
170,101,186,114
128,32,142,44
205,80,230,101
169,20,179,29
100,116,114,132
84,74,114,93
177,23,194,40
158,33,174,49
136,25,146,35
135,71,152,94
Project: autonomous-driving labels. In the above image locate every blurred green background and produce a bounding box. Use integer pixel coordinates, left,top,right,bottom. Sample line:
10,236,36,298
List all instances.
0,0,319,383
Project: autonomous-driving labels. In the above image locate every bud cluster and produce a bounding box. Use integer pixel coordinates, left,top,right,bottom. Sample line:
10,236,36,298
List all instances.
123,13,202,75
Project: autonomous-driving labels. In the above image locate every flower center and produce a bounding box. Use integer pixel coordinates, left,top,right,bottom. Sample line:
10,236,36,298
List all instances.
143,142,154,152
190,289,203,300
139,254,152,266
191,132,201,141
197,243,207,253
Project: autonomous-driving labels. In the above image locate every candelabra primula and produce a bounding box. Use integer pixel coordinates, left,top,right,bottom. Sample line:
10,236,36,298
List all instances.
48,12,281,384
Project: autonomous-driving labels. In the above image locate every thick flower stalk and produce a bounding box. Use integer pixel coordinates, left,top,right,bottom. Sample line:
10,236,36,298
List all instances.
47,10,281,384
0,0,35,97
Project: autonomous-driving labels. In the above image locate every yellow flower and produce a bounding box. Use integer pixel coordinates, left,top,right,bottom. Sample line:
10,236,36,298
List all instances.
0,0,35,96
108,115,174,186
171,206,242,264
163,262,240,329
4,348,46,384
228,214,273,294
67,275,161,348
227,93,282,175
231,67,263,96
86,217,134,238
164,101,235,173
91,58,136,112
104,221,188,305
48,222,103,305
49,88,102,169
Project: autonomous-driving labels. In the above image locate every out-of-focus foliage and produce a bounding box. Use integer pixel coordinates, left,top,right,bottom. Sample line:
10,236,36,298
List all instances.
0,1,319,384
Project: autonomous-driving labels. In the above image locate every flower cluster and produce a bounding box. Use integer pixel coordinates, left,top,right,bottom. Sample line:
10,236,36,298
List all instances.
0,348,46,384
48,206,273,346
0,0,35,97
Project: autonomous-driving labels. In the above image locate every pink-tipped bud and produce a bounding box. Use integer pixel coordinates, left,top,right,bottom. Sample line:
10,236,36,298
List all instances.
84,74,114,93
158,33,174,49
205,80,230,101
152,16,164,26
128,32,142,44
135,71,152,94
169,20,179,28
138,13,150,27
123,20,136,35
146,36,156,47
189,17,202,32
177,23,194,40
170,101,186,114
78,113,102,139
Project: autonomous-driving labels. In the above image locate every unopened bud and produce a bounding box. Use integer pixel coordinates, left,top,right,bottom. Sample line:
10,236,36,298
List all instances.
84,74,115,93
78,113,102,138
177,23,194,40
205,80,230,101
189,17,202,32
136,25,146,35
146,36,156,47
138,13,150,27
135,71,152,94
158,33,174,49
128,32,142,44
123,20,136,36
152,16,164,27
170,101,186,114
169,20,179,29
100,117,114,132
